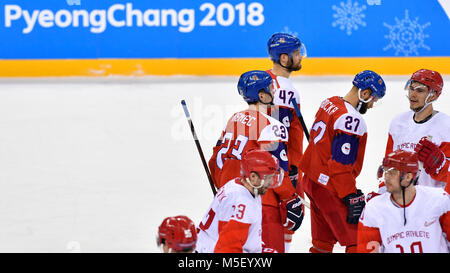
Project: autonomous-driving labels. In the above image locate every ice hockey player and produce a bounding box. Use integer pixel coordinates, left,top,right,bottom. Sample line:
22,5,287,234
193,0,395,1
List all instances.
379,69,449,192
266,32,307,251
358,150,450,253
208,70,304,253
156,215,197,253
197,149,288,253
299,70,386,253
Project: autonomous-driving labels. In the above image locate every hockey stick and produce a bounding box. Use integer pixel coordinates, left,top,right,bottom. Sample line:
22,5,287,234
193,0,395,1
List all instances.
289,97,311,209
181,100,217,196
291,98,310,142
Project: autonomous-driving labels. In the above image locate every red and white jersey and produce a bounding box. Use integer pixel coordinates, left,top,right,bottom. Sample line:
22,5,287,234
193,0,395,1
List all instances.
358,186,450,253
447,164,450,194
381,111,450,191
208,109,296,207
300,96,368,198
267,70,304,169
195,179,263,253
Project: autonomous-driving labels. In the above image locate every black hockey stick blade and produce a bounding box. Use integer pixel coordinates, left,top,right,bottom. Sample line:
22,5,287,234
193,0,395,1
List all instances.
181,100,217,195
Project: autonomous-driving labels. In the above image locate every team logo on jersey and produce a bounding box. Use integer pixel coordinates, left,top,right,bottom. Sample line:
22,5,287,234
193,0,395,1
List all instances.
280,149,288,161
424,219,437,227
341,143,351,155
282,116,290,127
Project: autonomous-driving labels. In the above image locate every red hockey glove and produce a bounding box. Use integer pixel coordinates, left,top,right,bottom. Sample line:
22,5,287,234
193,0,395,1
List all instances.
414,137,446,174
280,194,304,232
343,189,365,224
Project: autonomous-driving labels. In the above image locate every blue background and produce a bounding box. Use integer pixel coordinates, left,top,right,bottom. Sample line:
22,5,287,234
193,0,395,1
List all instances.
0,0,449,59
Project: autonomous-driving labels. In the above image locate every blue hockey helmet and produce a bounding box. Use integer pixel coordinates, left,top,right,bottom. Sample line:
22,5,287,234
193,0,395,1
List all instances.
353,70,386,99
267,33,306,63
237,70,273,104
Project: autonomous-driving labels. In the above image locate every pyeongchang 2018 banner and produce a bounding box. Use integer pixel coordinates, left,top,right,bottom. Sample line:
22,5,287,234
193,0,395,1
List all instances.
0,0,449,59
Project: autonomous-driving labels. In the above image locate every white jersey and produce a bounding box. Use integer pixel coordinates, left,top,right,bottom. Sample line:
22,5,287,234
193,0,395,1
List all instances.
360,186,450,253
385,110,450,189
272,75,301,111
267,70,304,172
195,179,262,253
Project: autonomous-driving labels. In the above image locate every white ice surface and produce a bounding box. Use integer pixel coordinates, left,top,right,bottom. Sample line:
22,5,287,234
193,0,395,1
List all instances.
0,75,448,253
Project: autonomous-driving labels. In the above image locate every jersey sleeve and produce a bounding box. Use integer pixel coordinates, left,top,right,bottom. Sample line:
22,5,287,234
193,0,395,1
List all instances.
385,133,394,156
379,134,391,193
214,193,257,253
209,130,226,189
328,113,368,199
357,201,383,253
440,211,450,246
214,219,251,253
357,222,382,253
272,170,296,201
287,105,304,169
438,192,450,246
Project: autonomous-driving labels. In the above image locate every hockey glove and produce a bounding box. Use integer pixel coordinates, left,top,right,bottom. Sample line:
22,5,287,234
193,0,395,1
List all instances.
280,194,304,232
289,165,299,188
343,189,365,224
414,137,446,175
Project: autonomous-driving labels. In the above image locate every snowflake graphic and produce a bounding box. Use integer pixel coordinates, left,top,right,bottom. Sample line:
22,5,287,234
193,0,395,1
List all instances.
66,0,81,5
280,26,298,38
332,0,367,36
383,10,431,56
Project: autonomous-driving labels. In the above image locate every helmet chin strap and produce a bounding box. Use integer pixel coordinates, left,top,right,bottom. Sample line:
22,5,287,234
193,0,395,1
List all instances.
278,55,300,72
407,91,435,114
358,89,373,103
246,177,264,197
399,172,415,226
356,89,373,113
258,90,274,105
262,95,274,105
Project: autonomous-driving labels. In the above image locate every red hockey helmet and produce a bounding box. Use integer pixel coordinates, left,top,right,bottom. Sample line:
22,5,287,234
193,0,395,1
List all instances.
157,215,197,252
240,149,283,188
382,150,419,179
408,69,444,98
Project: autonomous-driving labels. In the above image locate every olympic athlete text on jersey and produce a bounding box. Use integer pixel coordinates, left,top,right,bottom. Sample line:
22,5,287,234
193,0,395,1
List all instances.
380,69,449,192
358,150,450,253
